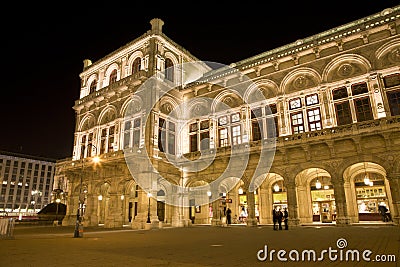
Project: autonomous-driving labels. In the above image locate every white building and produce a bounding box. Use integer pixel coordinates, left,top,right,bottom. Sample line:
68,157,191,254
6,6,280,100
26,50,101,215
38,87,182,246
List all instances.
0,151,56,217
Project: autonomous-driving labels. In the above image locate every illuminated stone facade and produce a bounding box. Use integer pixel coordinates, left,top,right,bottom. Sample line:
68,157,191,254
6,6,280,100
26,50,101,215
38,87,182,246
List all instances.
55,7,400,229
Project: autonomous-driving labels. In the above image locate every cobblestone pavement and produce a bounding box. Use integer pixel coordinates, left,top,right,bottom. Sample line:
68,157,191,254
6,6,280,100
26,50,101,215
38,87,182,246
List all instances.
1,223,399,267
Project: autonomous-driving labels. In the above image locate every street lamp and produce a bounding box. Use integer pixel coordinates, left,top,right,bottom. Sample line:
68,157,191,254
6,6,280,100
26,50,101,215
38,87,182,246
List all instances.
31,189,42,213
146,192,152,223
55,198,61,222
74,144,99,238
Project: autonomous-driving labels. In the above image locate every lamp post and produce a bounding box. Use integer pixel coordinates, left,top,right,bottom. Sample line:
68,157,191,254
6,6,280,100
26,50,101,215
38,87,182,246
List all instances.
146,192,152,223
55,198,61,223
31,189,42,214
74,144,99,238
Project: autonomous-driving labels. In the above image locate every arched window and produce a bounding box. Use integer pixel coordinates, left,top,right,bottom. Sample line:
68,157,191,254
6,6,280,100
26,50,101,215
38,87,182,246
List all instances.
165,58,174,82
109,69,117,85
89,79,97,94
132,58,141,74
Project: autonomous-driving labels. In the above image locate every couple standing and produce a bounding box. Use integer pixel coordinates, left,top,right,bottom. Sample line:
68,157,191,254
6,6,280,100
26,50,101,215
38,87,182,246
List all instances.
273,207,288,230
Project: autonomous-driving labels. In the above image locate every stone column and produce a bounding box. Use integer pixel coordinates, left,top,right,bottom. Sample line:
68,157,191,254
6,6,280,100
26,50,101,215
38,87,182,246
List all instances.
83,193,99,227
211,199,222,226
387,173,400,226
332,176,350,226
104,193,124,228
131,190,148,230
246,191,258,226
259,187,271,224
148,190,160,229
286,180,300,226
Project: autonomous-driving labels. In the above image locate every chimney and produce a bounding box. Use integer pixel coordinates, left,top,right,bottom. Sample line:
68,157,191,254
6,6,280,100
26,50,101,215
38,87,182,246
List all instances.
150,18,164,34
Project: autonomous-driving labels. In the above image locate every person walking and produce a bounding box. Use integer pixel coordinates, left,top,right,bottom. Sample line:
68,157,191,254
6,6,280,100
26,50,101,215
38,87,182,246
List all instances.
283,207,289,230
226,208,232,225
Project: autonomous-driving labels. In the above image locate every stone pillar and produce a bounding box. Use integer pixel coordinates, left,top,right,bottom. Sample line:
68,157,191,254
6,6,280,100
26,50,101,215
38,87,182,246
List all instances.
148,190,160,229
246,191,258,226
286,180,300,226
63,194,80,226
131,190,148,229
319,87,332,127
259,187,271,224
104,193,124,228
83,193,99,227
211,199,222,226
332,176,350,226
387,173,400,226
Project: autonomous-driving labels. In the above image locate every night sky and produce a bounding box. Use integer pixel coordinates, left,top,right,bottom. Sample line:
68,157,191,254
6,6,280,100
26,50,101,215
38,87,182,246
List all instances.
2,2,399,160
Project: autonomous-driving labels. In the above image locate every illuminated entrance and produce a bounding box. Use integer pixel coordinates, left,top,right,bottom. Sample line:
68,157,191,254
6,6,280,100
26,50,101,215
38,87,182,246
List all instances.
355,172,390,221
310,176,336,223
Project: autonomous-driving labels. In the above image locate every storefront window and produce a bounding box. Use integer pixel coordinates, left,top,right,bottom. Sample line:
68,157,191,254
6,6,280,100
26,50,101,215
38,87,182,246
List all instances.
355,173,388,221
310,177,336,222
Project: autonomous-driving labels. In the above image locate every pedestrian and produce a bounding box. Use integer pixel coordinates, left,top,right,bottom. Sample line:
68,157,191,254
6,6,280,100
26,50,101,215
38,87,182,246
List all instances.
226,208,232,225
378,204,389,222
283,207,289,230
277,209,283,230
272,208,279,230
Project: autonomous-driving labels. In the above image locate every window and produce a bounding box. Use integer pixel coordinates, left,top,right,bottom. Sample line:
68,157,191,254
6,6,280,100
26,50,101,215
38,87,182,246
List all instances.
383,73,400,88
80,135,86,159
132,57,141,74
335,101,352,126
251,108,263,141
231,125,241,145
109,69,117,85
87,133,93,157
332,82,372,125
306,93,319,106
265,104,278,138
189,120,210,152
100,126,116,154
291,112,304,134
89,79,97,94
158,117,175,154
351,82,368,96
354,97,373,122
219,128,228,147
289,98,302,110
307,108,322,131
165,58,174,82
332,87,348,100
387,90,400,116
289,94,320,134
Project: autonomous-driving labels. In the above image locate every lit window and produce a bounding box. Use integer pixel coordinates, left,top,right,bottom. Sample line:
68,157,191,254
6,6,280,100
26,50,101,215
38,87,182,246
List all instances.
232,125,242,145
289,98,302,109
291,112,304,134
231,113,240,123
219,128,228,147
307,108,322,131
306,94,319,106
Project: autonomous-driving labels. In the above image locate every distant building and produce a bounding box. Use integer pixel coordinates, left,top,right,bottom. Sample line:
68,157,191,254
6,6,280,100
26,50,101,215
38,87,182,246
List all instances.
0,151,56,217
56,6,400,229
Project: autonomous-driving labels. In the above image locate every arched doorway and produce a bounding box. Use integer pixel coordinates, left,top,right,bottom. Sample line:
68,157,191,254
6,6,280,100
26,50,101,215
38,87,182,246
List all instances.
344,162,394,223
310,175,336,223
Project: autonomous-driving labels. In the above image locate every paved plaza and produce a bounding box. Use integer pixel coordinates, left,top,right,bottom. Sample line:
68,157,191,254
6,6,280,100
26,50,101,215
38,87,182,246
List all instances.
1,223,399,267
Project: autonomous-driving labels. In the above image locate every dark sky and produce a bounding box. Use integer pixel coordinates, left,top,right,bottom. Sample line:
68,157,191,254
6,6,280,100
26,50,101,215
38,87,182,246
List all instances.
2,2,398,160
